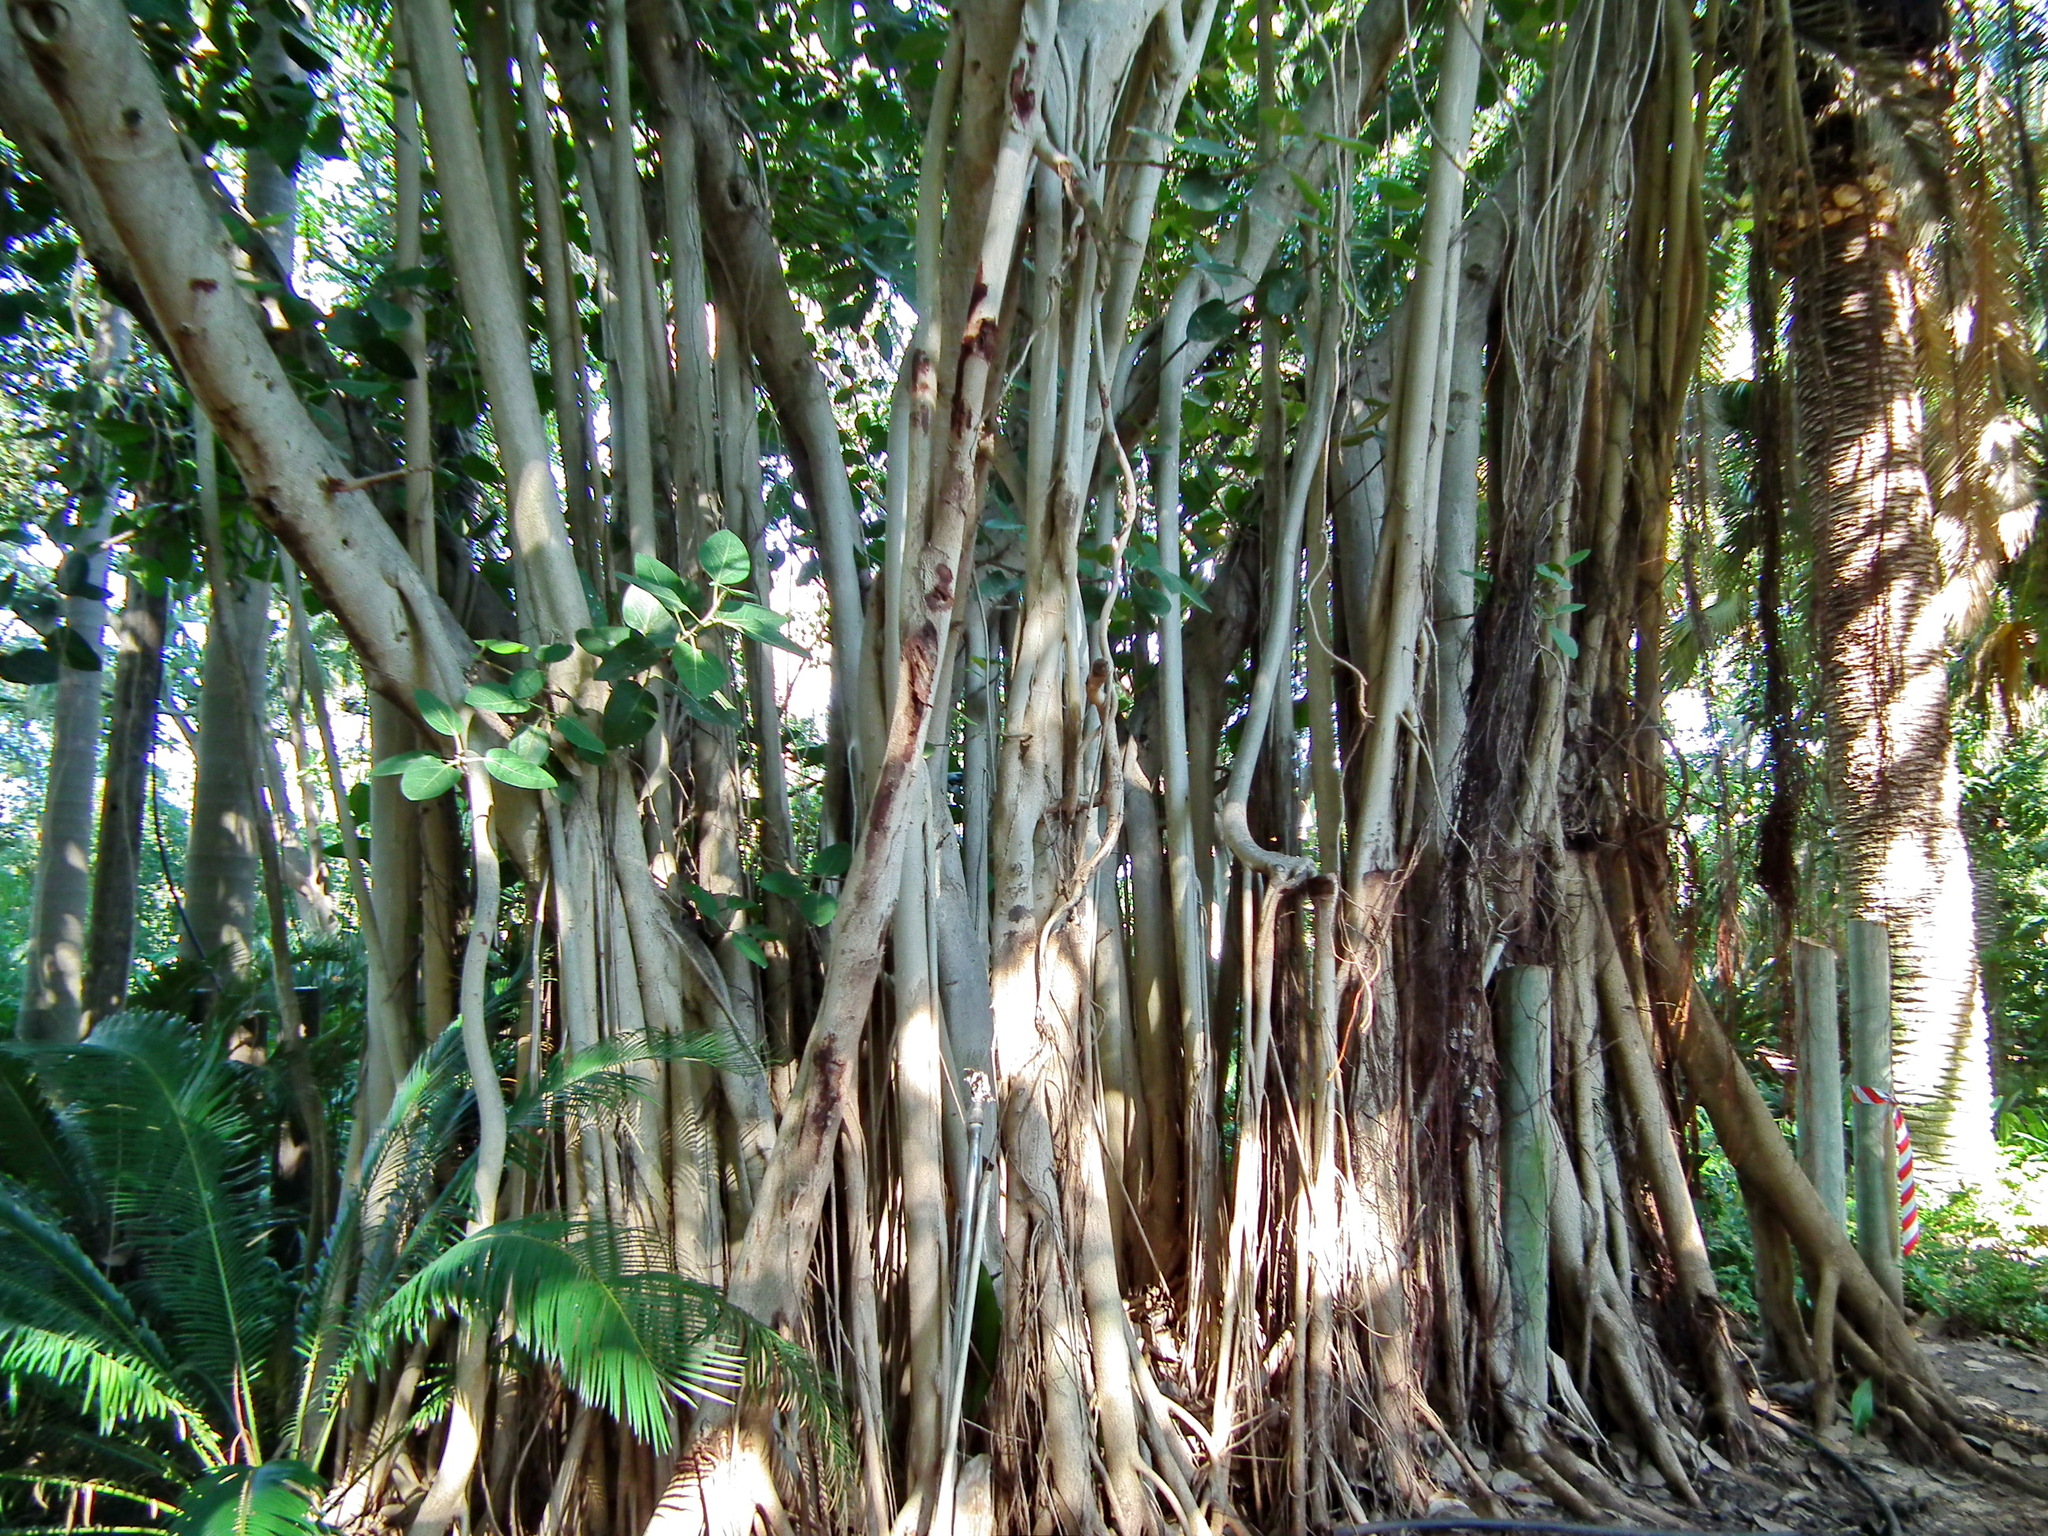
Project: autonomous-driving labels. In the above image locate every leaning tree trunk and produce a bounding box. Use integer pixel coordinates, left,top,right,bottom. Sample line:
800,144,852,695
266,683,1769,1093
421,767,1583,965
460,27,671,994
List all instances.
1786,4,1997,1192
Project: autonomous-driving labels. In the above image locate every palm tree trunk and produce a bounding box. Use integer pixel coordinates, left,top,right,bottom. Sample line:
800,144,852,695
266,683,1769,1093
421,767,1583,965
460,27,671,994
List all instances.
1790,28,1996,1191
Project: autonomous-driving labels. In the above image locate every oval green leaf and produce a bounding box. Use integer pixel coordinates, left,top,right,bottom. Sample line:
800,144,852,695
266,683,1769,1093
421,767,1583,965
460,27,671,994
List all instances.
698,529,751,588
415,687,464,737
621,585,670,635
509,726,552,765
464,682,533,714
373,749,437,778
557,714,608,758
400,757,462,801
721,602,807,656
671,639,730,700
484,749,559,791
1187,298,1239,344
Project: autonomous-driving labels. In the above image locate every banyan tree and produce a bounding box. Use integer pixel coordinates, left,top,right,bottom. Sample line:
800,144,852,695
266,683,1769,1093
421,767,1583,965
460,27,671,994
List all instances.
0,0,2039,1530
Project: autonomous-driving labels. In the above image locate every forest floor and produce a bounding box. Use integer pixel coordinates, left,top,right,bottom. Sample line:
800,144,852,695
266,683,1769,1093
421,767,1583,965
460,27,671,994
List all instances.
1694,1330,2048,1533
1461,1329,2048,1532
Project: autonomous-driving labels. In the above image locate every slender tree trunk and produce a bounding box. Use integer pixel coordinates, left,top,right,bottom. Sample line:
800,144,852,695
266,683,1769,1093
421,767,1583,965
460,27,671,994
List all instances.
83,559,168,1022
183,411,270,986
183,91,298,993
18,502,114,1042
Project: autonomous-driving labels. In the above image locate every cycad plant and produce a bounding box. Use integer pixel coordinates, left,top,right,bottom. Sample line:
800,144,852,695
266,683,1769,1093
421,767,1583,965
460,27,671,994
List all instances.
0,1013,812,1536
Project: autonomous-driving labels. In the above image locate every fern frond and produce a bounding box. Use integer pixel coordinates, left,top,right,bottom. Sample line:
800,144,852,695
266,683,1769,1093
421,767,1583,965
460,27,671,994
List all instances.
0,1184,221,1466
356,1218,748,1453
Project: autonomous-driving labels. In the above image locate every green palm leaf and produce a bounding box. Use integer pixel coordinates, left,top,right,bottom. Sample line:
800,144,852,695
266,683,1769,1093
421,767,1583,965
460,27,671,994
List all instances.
294,1028,761,1460
508,1028,763,1135
290,1029,470,1460
0,1183,222,1466
168,1463,323,1536
0,1470,166,1512
14,1015,286,1448
357,1217,746,1452
0,1054,102,1236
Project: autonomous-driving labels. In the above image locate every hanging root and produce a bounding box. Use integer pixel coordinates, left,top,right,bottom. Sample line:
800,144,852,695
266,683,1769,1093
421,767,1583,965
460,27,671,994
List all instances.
1643,894,2048,1500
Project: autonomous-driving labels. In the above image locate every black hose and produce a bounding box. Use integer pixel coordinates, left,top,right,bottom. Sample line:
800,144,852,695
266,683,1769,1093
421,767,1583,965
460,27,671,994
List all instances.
1333,1521,1792,1534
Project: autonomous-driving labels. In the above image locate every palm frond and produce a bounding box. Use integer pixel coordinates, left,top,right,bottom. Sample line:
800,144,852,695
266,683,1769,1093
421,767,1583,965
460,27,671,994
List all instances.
0,1422,191,1490
0,1183,221,1466
169,1464,324,1536
289,1029,469,1460
16,1016,288,1438
355,1217,748,1453
507,1030,762,1135
0,1470,167,1510
0,1053,102,1237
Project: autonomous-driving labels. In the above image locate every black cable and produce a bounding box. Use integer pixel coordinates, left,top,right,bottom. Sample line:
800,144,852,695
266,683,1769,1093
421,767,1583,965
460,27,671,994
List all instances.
1332,1523,1776,1534
150,762,204,961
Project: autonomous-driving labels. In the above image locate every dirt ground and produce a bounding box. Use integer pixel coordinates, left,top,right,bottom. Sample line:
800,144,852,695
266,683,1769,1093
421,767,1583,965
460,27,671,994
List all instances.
1432,1329,2048,1532
1692,1331,2048,1534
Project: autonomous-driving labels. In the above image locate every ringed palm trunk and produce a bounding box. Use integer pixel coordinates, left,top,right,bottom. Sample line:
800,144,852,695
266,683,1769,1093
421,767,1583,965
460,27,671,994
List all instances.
1790,47,1996,1193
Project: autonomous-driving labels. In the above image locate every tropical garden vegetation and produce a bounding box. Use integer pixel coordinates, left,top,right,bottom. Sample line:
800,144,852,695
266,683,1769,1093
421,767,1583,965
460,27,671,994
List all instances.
2,0,2048,1530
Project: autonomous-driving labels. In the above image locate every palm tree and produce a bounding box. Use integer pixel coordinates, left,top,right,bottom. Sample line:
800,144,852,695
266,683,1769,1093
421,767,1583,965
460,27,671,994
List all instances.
1783,0,1999,1190
0,1013,811,1535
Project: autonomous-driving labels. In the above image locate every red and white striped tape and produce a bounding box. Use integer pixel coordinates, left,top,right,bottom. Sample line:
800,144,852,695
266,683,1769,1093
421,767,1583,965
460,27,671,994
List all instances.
1851,1085,1921,1256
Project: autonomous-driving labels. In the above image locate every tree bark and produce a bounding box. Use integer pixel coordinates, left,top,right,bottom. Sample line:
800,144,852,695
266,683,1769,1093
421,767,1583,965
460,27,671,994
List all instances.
7,0,476,708
1789,39,1996,1190
18,504,113,1041
83,562,167,1022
